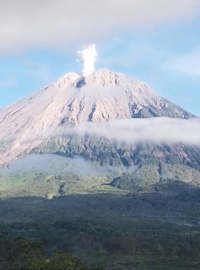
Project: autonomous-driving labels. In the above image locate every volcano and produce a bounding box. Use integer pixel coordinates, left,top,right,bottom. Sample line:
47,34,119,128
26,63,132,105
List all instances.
0,68,200,198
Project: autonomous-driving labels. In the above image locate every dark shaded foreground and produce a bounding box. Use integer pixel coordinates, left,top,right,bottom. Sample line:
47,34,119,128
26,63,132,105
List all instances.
1,191,200,269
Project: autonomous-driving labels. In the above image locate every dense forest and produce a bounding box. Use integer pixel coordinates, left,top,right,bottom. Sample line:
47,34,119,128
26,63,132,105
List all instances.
1,216,200,269
1,189,200,269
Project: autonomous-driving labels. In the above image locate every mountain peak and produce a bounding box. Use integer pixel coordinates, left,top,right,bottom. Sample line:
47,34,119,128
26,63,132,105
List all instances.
73,68,137,89
53,68,137,90
54,68,125,90
54,72,80,90
85,68,125,87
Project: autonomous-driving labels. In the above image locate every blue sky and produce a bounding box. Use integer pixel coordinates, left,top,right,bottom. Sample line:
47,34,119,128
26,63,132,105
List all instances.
0,0,200,115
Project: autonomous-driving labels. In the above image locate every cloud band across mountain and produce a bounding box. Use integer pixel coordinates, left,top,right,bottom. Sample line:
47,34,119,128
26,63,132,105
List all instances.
68,117,200,145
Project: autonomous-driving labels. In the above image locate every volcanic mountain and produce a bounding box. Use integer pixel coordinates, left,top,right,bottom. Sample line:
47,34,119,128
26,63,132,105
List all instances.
0,68,200,197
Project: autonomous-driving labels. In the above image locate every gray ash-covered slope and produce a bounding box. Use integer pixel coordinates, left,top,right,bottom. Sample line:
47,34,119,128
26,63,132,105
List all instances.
0,68,200,197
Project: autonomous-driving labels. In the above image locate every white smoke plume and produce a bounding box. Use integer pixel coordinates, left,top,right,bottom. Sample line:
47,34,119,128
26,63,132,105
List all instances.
77,44,97,77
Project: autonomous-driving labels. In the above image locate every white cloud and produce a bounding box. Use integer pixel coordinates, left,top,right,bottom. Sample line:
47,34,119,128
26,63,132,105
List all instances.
166,51,200,77
68,117,200,145
0,0,200,54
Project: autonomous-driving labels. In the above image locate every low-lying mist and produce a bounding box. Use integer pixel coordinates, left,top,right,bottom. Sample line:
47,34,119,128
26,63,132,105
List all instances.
0,154,124,178
0,154,100,176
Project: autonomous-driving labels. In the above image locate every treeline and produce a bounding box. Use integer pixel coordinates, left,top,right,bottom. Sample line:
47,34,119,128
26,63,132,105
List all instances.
0,236,104,270
51,225,200,260
1,219,200,269
103,232,200,259
50,219,200,260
